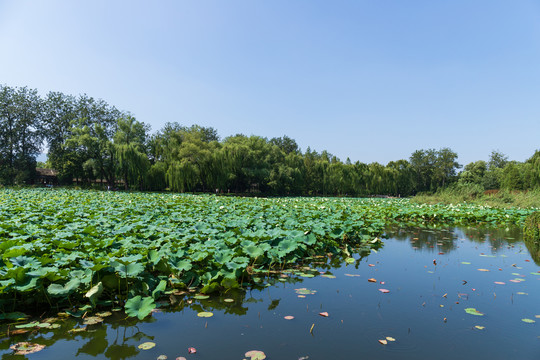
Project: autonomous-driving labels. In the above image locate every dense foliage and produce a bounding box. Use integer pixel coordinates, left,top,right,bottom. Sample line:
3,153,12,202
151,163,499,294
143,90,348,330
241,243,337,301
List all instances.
523,212,540,241
0,189,534,316
1,84,461,196
2,84,540,196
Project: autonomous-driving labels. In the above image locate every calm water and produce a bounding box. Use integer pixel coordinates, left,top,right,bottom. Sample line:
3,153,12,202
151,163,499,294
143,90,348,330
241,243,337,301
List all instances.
1,226,539,359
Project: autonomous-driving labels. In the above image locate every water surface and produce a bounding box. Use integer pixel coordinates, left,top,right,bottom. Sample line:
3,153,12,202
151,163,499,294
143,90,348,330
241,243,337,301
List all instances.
1,226,539,359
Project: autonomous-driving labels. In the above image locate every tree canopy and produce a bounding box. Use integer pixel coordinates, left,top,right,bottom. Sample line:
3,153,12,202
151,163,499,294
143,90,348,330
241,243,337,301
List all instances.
1,84,539,196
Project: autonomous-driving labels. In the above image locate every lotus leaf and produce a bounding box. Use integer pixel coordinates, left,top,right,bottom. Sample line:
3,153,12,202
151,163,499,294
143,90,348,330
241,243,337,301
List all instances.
125,296,156,320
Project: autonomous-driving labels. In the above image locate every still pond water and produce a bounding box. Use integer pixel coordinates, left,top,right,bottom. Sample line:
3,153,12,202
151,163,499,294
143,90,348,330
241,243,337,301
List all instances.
1,226,539,359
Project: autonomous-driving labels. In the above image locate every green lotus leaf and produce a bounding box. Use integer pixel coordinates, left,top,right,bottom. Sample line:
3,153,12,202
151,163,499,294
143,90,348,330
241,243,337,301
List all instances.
47,278,81,296
125,296,155,320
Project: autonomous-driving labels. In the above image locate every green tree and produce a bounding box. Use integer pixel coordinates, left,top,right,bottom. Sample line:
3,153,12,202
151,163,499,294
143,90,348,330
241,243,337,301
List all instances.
114,115,150,190
0,85,43,184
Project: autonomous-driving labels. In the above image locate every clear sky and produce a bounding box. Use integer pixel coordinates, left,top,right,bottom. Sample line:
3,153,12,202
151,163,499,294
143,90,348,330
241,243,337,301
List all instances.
1,1,539,166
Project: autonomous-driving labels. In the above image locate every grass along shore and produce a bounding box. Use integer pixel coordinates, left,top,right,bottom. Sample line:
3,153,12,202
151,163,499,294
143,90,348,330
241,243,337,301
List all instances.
411,184,540,209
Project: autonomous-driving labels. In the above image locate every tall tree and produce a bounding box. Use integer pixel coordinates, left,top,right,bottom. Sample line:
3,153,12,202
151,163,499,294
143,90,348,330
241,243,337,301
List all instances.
0,85,43,184
114,115,150,190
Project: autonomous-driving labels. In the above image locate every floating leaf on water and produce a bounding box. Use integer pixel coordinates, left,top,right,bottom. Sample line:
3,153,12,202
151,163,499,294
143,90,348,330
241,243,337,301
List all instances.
83,316,104,325
295,288,316,295
15,321,40,329
194,295,209,300
299,273,315,278
245,350,266,360
319,312,329,317
378,289,390,293
494,282,505,285
321,274,336,279
521,318,536,323
9,342,45,355
378,339,387,345
68,327,87,333
197,311,213,318
96,311,112,318
474,326,485,330
477,269,490,272
9,329,30,335
345,258,355,264
284,315,294,320
530,272,540,276
176,357,187,360
223,298,234,303
465,308,484,316
298,295,306,298
138,342,156,350
386,337,396,341
461,262,471,265
535,315,540,318
345,274,360,277
368,278,377,283
157,355,167,360
44,323,61,329
516,292,528,295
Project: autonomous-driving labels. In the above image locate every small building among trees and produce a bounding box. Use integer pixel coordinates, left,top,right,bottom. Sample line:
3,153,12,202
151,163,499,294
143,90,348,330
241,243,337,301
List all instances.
35,168,58,186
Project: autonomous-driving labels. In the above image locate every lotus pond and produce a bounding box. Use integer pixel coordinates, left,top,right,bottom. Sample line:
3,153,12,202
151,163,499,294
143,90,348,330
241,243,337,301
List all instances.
1,224,539,359
0,190,539,358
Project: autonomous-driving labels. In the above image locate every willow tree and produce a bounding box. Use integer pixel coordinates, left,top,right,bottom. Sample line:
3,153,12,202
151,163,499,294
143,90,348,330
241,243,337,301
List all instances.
114,115,150,190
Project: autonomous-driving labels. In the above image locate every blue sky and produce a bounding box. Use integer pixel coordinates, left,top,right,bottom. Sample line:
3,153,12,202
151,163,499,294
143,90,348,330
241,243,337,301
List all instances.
1,1,539,166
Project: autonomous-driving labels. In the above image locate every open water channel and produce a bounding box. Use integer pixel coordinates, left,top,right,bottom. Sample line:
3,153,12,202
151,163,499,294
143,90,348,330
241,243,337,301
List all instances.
1,226,539,359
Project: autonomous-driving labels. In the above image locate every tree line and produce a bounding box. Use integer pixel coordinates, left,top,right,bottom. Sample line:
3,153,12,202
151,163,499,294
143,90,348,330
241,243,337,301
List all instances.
1,84,538,196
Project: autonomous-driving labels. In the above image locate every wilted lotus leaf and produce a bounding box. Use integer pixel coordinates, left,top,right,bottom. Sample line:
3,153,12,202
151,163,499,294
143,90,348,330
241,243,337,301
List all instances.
83,316,104,325
96,311,112,317
68,326,87,333
10,342,45,355
245,350,266,360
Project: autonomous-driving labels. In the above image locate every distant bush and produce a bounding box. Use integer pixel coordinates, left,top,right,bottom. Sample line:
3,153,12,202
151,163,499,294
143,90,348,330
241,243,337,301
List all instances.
524,212,540,241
